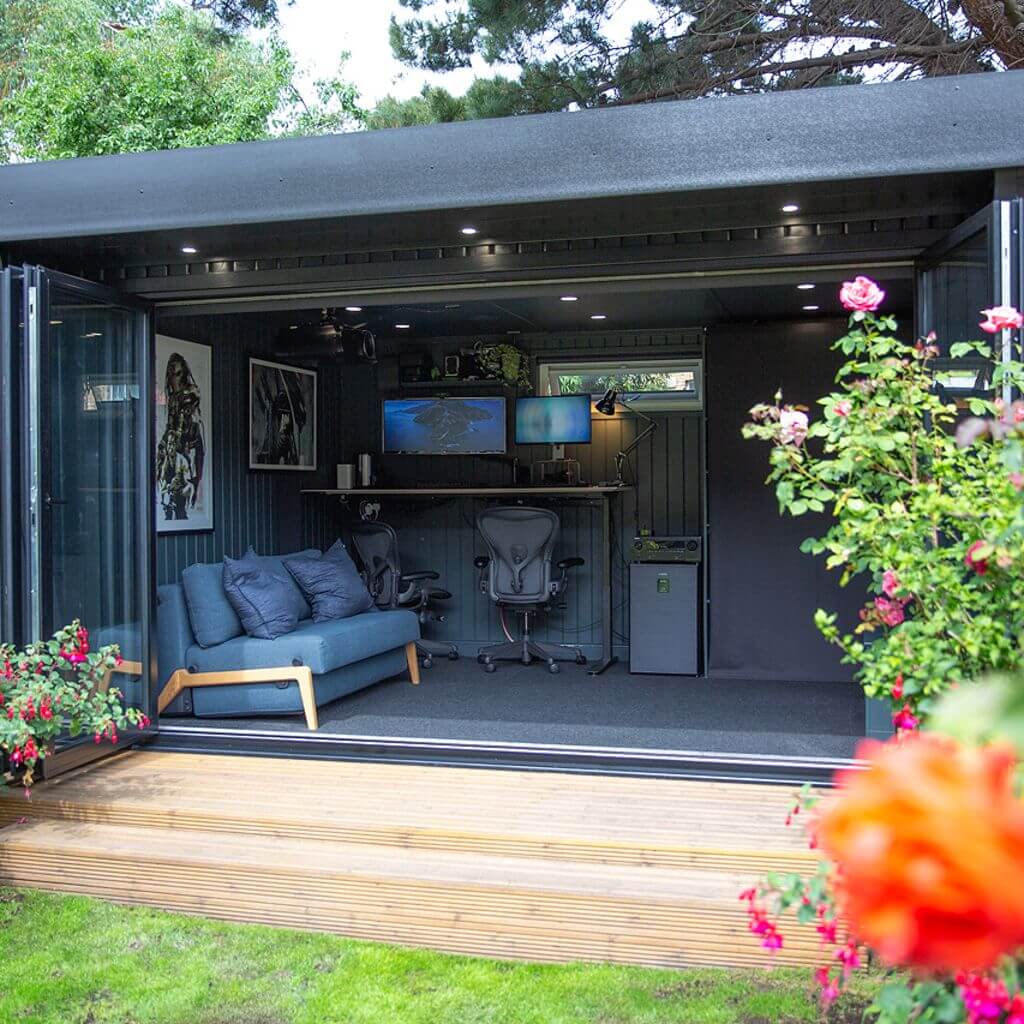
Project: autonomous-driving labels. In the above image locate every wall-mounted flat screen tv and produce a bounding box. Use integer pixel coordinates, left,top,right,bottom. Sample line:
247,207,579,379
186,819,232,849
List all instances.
515,395,593,445
382,397,507,454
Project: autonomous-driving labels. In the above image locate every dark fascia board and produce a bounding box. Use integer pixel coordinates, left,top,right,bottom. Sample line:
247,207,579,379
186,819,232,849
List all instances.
0,71,1021,245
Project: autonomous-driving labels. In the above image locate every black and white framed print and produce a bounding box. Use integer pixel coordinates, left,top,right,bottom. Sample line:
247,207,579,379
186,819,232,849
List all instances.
155,335,214,533
249,357,317,470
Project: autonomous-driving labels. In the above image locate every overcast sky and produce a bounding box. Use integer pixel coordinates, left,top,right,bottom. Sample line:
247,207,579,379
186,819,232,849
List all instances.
274,0,662,107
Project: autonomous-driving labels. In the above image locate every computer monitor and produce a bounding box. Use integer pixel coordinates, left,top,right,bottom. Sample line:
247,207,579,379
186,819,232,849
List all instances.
515,395,593,445
382,397,507,454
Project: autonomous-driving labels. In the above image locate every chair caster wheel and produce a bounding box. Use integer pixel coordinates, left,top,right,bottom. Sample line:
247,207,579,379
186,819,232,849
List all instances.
421,656,433,669
575,652,588,665
448,648,459,660
477,654,486,664
484,662,497,674
548,661,560,674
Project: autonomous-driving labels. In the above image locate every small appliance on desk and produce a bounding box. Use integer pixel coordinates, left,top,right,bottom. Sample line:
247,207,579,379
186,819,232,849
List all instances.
515,394,591,485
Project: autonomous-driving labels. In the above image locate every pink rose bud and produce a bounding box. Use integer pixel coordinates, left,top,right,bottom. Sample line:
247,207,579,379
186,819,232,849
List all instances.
839,275,886,313
979,305,1023,334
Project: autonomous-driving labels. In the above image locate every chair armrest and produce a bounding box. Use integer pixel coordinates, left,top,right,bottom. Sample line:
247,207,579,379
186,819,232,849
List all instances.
557,557,585,569
474,556,491,569
401,570,440,583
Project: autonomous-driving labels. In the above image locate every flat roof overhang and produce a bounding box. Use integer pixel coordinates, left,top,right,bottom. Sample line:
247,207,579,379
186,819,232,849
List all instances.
1,71,1021,282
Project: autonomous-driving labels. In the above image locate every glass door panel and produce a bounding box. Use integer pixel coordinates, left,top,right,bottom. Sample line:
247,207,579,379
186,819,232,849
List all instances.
25,268,156,770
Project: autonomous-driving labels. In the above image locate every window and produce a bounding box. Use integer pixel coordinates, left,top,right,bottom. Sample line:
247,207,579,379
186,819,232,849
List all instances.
537,358,703,411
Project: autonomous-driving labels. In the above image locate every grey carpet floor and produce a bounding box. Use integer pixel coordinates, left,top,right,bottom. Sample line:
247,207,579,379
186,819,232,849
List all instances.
168,660,865,759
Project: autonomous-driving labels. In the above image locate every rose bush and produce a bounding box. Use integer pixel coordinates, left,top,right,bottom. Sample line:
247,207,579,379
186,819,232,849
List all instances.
0,621,150,788
742,287,1024,725
739,278,1024,1021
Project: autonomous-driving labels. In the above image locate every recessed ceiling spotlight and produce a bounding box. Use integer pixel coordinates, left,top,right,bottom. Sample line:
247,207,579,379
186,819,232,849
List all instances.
560,295,578,302
49,319,63,325
802,304,820,311
82,331,103,338
460,226,479,236
781,203,800,213
181,245,198,254
288,325,299,330
797,283,815,290
344,306,362,312
590,314,607,320
395,323,411,329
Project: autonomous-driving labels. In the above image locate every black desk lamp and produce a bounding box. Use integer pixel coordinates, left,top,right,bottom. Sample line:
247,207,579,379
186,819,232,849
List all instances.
595,388,657,486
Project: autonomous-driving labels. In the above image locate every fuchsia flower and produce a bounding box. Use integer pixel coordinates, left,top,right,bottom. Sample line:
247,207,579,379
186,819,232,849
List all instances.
815,967,841,1008
840,275,886,312
779,408,809,446
892,704,920,732
964,541,990,576
891,674,904,701
978,305,1023,334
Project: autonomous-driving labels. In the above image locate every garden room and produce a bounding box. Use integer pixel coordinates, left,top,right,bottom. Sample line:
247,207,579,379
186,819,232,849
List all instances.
0,72,1020,781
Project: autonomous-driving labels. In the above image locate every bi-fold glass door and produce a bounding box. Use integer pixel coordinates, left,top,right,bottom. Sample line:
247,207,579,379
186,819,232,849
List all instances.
917,199,1023,396
4,266,158,775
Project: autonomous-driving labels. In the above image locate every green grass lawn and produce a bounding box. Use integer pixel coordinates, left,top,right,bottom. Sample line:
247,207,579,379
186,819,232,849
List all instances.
0,888,877,1024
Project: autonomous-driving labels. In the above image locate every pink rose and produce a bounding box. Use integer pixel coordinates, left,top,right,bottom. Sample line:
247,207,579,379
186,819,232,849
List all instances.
881,569,900,598
833,399,852,418
979,305,1023,334
839,275,885,313
779,408,808,446
874,595,905,627
1011,473,1024,492
964,540,989,576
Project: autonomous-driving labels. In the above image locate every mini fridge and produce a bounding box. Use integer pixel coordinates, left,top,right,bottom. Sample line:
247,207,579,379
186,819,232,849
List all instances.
629,563,699,675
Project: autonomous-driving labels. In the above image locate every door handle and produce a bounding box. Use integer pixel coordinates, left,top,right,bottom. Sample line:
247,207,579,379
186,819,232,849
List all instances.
44,495,68,507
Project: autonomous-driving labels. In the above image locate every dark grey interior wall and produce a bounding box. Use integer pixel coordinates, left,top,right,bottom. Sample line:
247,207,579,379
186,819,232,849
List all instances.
154,314,343,584
309,329,704,654
705,319,871,682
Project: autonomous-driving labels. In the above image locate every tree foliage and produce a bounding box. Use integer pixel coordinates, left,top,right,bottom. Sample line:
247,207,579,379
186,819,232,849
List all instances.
385,0,1022,118
0,0,360,162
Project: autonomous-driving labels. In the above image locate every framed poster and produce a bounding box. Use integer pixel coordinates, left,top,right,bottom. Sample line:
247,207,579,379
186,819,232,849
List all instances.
155,335,213,533
249,357,317,470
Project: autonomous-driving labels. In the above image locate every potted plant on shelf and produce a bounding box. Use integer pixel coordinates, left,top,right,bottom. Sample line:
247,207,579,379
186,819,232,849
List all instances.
472,340,532,390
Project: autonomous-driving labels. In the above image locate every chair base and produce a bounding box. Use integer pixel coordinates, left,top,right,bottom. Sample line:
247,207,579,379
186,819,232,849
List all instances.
478,636,586,674
416,639,459,666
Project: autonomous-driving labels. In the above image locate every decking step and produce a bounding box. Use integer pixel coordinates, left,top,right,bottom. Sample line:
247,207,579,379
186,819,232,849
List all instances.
0,817,822,968
0,750,816,874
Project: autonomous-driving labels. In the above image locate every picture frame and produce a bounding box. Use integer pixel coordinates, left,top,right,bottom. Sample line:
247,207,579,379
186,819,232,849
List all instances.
155,335,214,534
249,357,317,471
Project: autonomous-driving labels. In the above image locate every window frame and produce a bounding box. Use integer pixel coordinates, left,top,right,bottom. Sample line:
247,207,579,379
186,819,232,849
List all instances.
537,357,704,412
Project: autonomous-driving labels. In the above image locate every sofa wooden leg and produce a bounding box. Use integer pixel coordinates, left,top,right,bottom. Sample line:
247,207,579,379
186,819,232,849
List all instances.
296,669,319,730
405,641,420,685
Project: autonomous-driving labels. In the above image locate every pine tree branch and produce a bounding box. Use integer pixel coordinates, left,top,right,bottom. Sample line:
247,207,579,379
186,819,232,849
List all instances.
614,38,987,104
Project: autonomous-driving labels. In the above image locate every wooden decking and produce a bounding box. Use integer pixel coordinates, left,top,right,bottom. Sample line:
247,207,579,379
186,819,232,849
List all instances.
0,751,824,968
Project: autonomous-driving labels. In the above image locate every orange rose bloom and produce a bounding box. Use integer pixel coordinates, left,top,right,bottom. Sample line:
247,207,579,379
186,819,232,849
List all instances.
818,735,1024,973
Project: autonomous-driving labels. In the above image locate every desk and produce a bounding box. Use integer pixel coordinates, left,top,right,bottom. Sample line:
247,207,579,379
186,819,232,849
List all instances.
301,486,631,675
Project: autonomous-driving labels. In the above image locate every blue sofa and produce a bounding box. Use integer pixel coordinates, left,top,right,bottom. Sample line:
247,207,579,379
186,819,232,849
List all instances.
157,549,420,724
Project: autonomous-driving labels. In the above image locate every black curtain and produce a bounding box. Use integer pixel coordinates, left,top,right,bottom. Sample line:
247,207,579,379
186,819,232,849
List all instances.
706,321,864,682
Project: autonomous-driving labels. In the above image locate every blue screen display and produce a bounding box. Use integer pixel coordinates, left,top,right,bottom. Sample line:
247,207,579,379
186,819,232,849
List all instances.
515,395,593,445
382,397,507,454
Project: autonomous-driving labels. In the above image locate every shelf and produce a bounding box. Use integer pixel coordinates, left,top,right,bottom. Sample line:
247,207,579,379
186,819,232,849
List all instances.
398,379,520,391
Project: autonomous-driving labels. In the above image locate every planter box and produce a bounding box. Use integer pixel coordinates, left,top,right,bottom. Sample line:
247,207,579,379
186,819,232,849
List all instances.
865,697,895,741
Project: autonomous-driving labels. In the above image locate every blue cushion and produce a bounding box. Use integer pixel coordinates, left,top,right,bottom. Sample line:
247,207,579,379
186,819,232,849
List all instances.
284,543,374,622
185,609,419,676
181,561,244,648
222,552,299,640
252,549,316,622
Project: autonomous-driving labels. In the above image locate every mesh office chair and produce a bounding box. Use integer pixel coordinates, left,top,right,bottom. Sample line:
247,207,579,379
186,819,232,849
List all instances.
474,506,587,674
350,522,459,668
